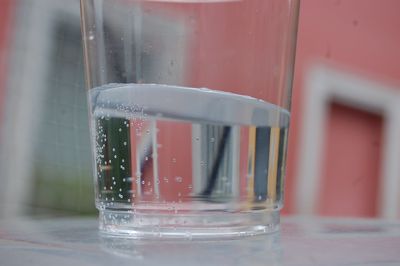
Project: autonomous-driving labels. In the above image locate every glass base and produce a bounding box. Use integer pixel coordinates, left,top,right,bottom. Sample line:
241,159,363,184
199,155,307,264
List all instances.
98,209,280,240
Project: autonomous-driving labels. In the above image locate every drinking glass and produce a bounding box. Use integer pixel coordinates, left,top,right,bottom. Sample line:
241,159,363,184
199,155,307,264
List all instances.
80,0,299,239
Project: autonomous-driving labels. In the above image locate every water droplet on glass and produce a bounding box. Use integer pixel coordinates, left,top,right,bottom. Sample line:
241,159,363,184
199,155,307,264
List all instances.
123,141,127,146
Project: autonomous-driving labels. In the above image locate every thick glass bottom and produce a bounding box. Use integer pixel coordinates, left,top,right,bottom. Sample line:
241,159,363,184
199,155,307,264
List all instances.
98,209,280,240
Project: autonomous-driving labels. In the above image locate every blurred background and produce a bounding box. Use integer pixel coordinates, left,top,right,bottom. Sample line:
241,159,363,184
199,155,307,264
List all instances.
0,0,399,220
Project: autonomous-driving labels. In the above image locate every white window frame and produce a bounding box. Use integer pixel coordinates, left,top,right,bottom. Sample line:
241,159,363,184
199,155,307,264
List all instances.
295,65,400,219
0,0,81,218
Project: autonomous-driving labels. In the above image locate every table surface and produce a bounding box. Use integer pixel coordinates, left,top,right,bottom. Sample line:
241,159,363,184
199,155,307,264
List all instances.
1,216,400,266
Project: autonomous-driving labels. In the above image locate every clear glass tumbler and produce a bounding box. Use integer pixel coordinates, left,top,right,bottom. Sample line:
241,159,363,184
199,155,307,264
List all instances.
80,0,299,239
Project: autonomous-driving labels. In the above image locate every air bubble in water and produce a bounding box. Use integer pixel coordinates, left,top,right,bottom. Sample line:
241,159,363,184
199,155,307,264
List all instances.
185,232,193,240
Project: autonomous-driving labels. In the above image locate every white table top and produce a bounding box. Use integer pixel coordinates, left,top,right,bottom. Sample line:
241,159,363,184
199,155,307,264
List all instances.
1,216,400,266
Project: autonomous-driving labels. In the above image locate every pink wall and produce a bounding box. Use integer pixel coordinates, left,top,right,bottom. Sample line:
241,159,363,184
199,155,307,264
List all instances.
318,103,383,217
284,0,400,216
